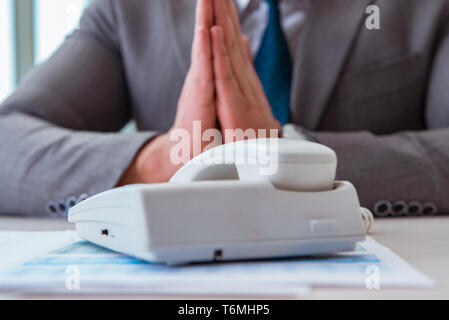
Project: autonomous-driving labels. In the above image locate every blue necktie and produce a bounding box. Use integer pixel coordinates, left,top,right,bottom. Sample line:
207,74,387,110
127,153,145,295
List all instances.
255,0,292,125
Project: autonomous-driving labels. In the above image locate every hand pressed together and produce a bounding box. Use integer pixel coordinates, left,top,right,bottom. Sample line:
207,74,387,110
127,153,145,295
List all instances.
119,0,280,185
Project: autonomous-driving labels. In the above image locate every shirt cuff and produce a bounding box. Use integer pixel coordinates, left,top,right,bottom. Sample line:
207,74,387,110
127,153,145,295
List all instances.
282,124,317,142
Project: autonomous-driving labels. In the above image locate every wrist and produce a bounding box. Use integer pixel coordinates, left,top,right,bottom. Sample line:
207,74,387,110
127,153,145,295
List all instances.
118,134,179,186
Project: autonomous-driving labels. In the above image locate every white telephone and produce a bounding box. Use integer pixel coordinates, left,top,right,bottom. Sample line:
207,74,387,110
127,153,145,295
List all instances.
68,139,372,265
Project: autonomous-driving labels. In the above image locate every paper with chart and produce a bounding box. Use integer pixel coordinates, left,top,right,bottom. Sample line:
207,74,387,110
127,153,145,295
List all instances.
0,231,434,295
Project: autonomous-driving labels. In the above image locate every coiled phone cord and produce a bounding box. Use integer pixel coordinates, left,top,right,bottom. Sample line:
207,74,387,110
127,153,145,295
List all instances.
360,207,375,234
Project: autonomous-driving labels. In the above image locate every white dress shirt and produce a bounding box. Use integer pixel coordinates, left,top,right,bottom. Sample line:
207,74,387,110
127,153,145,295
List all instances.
235,0,307,60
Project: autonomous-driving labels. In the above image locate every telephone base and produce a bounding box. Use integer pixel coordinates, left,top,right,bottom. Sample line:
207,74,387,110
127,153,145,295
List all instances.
69,181,366,265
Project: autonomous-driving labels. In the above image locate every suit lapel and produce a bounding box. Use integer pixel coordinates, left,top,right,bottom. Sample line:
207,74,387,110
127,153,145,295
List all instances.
290,0,373,130
164,0,196,74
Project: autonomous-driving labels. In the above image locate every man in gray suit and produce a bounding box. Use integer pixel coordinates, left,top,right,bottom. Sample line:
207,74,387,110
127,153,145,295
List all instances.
0,0,448,217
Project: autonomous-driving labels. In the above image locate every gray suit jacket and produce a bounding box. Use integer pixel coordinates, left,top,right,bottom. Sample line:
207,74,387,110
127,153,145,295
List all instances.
1,0,449,217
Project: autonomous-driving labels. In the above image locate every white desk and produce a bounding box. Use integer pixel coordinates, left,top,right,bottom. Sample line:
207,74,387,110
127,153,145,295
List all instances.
1,215,448,299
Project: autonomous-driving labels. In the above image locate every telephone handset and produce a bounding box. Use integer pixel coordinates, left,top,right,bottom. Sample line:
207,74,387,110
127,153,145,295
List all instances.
69,139,373,265
170,138,337,191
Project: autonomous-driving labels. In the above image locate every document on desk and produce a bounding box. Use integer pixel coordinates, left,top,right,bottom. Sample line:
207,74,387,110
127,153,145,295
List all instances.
0,231,434,296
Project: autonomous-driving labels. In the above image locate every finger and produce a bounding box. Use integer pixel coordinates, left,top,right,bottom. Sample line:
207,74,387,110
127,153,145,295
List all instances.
189,27,214,107
225,0,246,60
224,16,253,95
214,0,247,60
195,27,213,83
192,0,212,71
227,0,243,35
211,26,240,108
213,0,229,28
214,0,251,96
241,35,264,93
192,0,213,58
239,35,272,112
196,0,213,30
211,26,235,86
240,35,260,97
241,35,252,62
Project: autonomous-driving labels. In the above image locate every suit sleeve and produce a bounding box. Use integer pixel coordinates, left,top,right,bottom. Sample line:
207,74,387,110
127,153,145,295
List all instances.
314,17,449,214
0,0,156,216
